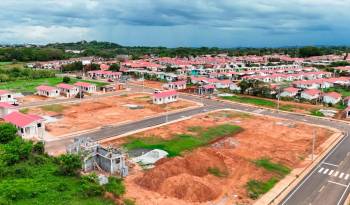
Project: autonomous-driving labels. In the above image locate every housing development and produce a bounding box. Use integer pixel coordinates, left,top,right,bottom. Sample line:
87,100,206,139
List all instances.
1,1,350,205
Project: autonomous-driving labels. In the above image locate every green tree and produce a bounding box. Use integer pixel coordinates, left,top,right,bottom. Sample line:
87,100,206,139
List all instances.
1,137,33,165
0,123,18,144
298,46,322,57
109,63,120,72
104,176,125,197
62,76,71,83
57,154,81,176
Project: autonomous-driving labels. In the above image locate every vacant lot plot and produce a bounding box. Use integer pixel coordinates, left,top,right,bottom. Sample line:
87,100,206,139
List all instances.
27,93,197,136
131,80,163,89
104,111,334,205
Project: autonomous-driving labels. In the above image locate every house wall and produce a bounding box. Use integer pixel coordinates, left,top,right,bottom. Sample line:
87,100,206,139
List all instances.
18,121,45,140
38,89,60,97
153,95,178,104
0,94,14,103
323,96,341,104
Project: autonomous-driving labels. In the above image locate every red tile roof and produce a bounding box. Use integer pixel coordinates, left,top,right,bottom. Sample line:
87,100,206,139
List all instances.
0,90,9,95
0,102,15,108
153,90,177,98
283,87,299,93
303,89,320,96
36,85,57,92
323,92,342,99
74,82,94,87
3,112,43,127
57,83,76,89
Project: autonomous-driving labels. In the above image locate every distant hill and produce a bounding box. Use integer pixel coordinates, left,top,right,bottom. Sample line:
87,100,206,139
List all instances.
46,40,123,50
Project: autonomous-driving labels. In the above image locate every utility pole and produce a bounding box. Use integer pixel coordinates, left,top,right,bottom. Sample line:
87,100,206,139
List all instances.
165,103,168,123
277,87,281,112
312,129,316,161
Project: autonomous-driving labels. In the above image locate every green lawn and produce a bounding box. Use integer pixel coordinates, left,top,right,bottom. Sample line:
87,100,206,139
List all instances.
40,104,67,113
324,87,350,97
310,109,325,117
0,77,108,93
0,156,114,205
246,158,291,199
246,178,279,200
221,95,277,108
254,158,291,177
124,124,242,157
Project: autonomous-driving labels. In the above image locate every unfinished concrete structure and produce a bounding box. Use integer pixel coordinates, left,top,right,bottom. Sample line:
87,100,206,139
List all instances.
67,137,128,177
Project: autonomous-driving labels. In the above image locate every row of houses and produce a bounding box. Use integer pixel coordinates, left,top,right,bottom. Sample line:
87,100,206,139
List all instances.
280,88,343,104
36,82,96,98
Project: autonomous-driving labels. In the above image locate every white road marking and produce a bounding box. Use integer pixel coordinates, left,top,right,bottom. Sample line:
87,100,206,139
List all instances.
328,180,347,187
323,169,329,174
322,162,339,167
339,173,344,179
318,167,324,173
319,185,325,192
334,171,340,177
329,170,334,176
345,174,350,180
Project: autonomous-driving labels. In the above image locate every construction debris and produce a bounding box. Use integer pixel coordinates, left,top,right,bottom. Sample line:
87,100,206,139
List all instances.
67,137,129,177
131,149,168,165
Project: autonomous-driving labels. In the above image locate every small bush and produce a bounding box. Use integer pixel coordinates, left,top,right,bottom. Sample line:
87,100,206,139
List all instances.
32,141,45,155
57,154,81,176
62,76,71,83
105,176,125,197
80,173,104,197
1,137,33,165
0,123,18,144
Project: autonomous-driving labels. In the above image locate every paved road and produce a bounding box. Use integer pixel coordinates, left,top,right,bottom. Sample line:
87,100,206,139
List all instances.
44,84,350,204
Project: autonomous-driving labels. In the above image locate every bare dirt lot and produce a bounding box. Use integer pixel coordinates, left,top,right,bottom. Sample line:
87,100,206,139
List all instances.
18,95,52,104
131,80,163,89
27,93,197,136
104,111,334,205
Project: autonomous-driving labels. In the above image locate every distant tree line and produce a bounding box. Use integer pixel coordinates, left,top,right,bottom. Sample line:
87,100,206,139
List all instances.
1,41,350,62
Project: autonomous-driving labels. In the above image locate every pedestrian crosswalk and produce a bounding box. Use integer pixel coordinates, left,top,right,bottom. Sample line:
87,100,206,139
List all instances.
318,167,350,180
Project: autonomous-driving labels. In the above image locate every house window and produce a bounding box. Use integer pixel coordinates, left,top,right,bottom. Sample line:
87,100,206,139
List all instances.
37,123,42,128
21,128,24,133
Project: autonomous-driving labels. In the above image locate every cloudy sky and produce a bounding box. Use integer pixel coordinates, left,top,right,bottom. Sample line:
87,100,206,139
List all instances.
0,0,349,47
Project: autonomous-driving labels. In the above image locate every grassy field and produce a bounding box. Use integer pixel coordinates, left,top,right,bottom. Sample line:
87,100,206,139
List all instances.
40,104,67,113
324,87,350,97
0,77,108,93
221,95,276,107
246,158,291,199
310,109,325,117
124,124,242,157
0,156,114,205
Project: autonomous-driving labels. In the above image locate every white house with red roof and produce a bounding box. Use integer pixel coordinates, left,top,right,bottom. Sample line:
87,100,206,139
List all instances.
74,82,97,93
36,85,60,97
163,81,186,90
56,83,79,98
280,87,299,98
3,112,45,139
0,102,16,118
215,80,233,89
152,90,178,104
323,92,342,105
229,83,241,92
301,89,321,101
0,90,17,104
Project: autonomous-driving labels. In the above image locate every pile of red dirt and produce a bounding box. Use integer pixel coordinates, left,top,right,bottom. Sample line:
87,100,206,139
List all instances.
135,148,227,202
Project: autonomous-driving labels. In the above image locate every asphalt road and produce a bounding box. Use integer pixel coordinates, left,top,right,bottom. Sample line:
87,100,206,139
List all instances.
43,84,350,205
